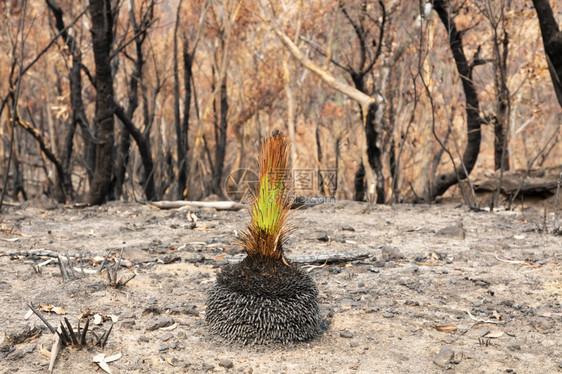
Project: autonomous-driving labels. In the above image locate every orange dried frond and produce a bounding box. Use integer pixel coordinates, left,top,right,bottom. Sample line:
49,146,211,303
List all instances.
240,133,292,260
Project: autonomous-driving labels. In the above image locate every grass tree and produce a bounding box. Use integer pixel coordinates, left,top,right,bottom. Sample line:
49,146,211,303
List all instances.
206,134,323,344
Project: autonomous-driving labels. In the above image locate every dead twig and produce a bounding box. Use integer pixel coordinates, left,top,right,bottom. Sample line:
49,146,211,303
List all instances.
494,253,525,264
466,309,504,325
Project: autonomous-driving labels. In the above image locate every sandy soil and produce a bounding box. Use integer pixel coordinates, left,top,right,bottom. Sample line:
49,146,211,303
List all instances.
0,200,561,373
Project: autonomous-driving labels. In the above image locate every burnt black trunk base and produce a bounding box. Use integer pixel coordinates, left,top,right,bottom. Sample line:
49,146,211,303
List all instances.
206,257,323,345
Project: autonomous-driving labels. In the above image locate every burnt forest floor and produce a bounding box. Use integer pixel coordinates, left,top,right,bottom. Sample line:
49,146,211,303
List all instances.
0,200,561,373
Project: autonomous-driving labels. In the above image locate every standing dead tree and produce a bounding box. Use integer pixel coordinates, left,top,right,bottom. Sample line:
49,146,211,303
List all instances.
532,0,562,107
0,3,87,206
337,1,387,203
88,0,116,205
265,2,386,203
475,1,511,172
173,0,209,199
45,1,91,202
429,0,484,200
113,0,157,201
208,0,240,197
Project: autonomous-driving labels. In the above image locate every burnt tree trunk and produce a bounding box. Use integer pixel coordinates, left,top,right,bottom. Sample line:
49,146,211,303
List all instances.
364,103,385,203
430,0,482,199
114,1,148,199
173,2,184,199
114,105,154,200
173,7,193,200
46,0,90,202
211,74,228,196
354,162,366,202
180,38,193,197
532,0,562,107
492,27,510,172
88,0,115,205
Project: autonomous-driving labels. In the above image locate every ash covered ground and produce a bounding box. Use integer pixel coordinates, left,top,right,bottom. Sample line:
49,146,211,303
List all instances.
0,200,561,373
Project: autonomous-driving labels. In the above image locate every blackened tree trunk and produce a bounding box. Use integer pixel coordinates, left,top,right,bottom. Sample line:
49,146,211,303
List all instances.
430,0,482,199
114,120,131,199
173,0,193,200
364,103,385,203
354,162,366,201
114,106,155,200
173,1,184,199
88,0,115,205
180,37,193,198
114,0,154,200
491,19,510,172
532,0,562,107
46,0,90,202
211,75,228,196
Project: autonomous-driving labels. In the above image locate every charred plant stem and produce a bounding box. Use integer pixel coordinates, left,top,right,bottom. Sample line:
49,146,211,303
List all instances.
77,319,81,343
98,249,112,273
80,318,89,346
27,303,56,333
121,272,137,287
59,322,70,345
100,323,113,348
66,252,77,279
64,317,79,345
57,255,69,280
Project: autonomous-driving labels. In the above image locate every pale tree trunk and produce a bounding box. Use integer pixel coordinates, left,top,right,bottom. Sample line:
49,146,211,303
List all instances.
281,0,302,168
271,24,384,201
283,51,298,168
414,21,435,201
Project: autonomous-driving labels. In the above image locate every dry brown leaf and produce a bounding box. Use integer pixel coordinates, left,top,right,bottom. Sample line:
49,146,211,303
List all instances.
78,310,92,319
52,307,66,315
435,325,458,332
40,305,54,313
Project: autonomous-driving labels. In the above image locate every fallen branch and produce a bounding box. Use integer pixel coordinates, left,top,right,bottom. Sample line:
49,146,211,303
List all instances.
218,251,373,265
8,249,374,266
6,250,96,259
150,200,245,211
